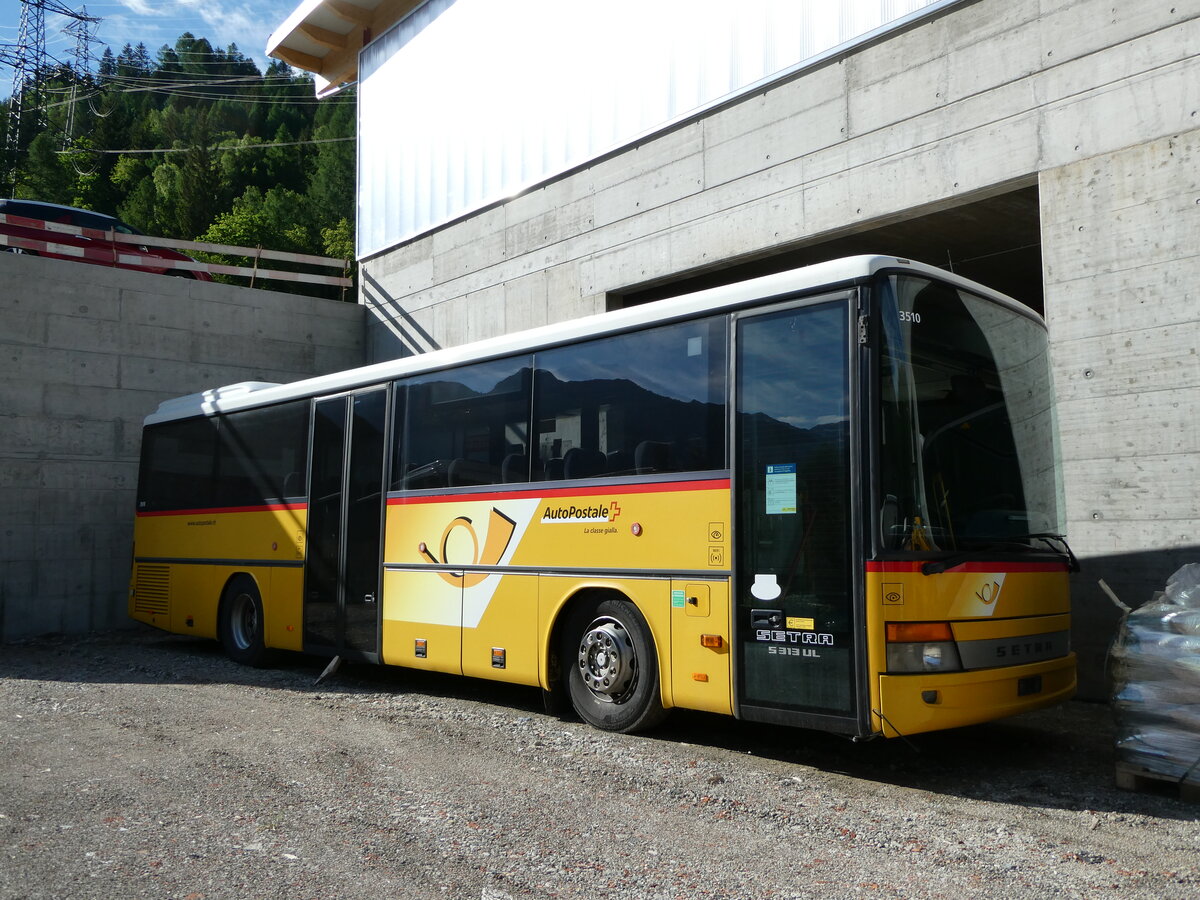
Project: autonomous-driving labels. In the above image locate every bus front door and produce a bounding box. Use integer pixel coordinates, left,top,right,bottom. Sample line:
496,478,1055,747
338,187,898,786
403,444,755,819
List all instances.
303,388,388,661
733,295,861,732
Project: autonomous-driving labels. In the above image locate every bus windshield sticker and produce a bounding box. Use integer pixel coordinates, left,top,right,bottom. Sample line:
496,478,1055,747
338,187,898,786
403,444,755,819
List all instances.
765,463,797,514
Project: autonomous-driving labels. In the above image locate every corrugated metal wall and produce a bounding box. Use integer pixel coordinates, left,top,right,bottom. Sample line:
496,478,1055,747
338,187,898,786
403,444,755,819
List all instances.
357,0,960,257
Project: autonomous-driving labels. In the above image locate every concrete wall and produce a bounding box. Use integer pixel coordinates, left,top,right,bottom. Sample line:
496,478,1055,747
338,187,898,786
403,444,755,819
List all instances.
360,0,1200,696
1041,131,1200,694
0,254,366,641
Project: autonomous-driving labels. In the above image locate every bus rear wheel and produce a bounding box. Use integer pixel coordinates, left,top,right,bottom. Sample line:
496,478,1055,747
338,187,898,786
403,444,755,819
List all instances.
219,577,272,667
564,597,667,734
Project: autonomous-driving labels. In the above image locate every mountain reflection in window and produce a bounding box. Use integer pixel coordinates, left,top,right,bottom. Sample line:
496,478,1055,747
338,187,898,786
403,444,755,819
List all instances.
397,357,533,490
534,316,728,480
391,317,730,491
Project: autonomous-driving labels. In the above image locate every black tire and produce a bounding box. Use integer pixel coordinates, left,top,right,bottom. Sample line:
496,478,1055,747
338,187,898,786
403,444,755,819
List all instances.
218,576,272,667
563,597,668,733
2,247,37,255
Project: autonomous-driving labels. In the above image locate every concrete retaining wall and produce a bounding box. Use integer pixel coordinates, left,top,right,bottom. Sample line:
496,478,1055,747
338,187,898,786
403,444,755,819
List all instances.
0,255,365,641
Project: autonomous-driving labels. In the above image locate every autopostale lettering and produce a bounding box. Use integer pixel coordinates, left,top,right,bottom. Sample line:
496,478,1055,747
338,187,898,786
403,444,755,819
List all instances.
542,504,609,521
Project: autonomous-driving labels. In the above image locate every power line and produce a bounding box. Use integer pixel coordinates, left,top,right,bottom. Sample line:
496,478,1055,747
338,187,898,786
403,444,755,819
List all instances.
100,50,273,64
101,74,305,87
66,135,355,155
39,88,351,110
116,90,350,106
27,71,354,111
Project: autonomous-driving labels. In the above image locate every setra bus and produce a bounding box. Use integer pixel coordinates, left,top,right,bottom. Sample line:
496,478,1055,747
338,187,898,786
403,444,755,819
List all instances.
130,255,1076,738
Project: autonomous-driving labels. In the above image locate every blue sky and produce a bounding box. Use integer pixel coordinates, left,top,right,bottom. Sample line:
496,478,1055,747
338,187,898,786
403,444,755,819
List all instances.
1,0,298,88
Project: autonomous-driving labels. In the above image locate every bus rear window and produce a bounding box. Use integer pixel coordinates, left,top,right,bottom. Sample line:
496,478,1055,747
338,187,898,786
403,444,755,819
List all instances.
137,417,218,512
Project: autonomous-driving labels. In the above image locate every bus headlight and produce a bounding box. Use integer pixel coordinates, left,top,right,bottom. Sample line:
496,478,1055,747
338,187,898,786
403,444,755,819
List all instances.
885,622,963,673
886,640,963,672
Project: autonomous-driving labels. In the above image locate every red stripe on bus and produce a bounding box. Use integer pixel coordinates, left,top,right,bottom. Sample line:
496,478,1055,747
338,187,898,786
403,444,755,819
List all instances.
388,478,732,506
137,502,308,518
866,561,1067,574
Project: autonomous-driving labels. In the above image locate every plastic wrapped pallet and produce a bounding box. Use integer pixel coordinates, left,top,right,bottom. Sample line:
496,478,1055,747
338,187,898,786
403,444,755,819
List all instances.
1111,564,1200,782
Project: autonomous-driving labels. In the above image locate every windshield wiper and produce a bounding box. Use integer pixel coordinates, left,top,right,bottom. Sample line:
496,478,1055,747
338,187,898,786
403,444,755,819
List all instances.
1012,532,1081,573
920,533,1080,576
921,542,1025,575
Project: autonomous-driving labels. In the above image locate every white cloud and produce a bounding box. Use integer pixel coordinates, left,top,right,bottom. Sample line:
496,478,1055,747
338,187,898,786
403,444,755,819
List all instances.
117,0,164,16
82,0,296,67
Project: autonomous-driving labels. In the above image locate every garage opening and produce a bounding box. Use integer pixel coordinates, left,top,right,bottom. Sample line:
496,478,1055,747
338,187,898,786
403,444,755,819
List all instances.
613,183,1043,315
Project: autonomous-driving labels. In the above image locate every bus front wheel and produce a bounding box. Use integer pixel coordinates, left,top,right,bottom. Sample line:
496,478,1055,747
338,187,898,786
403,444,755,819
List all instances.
564,597,667,734
219,577,272,667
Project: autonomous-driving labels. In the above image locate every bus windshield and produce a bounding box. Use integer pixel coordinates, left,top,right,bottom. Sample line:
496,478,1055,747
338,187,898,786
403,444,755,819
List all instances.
877,273,1064,553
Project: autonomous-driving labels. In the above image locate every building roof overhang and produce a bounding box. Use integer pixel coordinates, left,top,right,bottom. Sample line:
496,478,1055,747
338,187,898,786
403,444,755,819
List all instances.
267,0,422,96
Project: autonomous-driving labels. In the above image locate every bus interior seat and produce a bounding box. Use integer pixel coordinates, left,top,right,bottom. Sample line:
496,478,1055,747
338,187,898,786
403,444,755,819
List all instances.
563,447,606,479
635,440,675,474
544,457,564,480
606,449,632,475
501,453,529,483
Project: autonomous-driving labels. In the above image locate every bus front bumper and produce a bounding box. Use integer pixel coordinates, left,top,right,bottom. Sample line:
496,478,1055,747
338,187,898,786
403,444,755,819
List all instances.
875,653,1077,738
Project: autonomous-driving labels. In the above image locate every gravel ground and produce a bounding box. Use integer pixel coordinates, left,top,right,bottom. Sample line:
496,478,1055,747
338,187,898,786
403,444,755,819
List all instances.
1,628,1198,900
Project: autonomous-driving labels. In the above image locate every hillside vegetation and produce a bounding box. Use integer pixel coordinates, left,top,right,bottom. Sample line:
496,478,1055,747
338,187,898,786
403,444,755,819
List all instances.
3,33,355,294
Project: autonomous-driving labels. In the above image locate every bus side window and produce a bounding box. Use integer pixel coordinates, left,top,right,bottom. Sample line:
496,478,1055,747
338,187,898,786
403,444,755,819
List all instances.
533,316,728,481
400,357,532,491
215,401,311,507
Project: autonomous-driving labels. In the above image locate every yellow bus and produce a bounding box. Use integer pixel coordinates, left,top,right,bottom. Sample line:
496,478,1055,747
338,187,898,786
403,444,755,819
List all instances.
130,255,1076,738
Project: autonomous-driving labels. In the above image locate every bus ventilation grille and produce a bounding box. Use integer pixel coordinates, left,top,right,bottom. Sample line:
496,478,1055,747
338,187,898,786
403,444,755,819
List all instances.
134,565,170,616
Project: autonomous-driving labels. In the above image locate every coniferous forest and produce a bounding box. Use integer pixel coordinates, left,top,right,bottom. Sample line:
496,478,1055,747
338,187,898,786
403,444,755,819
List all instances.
2,33,356,294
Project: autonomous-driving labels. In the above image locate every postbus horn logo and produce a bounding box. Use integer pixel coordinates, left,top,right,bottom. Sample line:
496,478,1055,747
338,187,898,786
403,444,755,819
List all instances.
418,507,517,588
975,580,1002,605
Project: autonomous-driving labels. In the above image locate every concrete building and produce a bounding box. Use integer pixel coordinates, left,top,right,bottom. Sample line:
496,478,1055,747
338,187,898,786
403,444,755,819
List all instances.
270,0,1200,698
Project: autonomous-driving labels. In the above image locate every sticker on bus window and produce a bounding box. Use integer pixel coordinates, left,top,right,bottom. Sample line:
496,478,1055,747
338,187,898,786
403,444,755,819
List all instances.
765,463,797,515
751,574,781,601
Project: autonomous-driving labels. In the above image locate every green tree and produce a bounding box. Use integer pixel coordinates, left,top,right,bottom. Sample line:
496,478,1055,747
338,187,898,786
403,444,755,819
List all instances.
306,90,356,229
6,29,358,293
321,218,354,260
202,185,314,253
19,132,74,202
